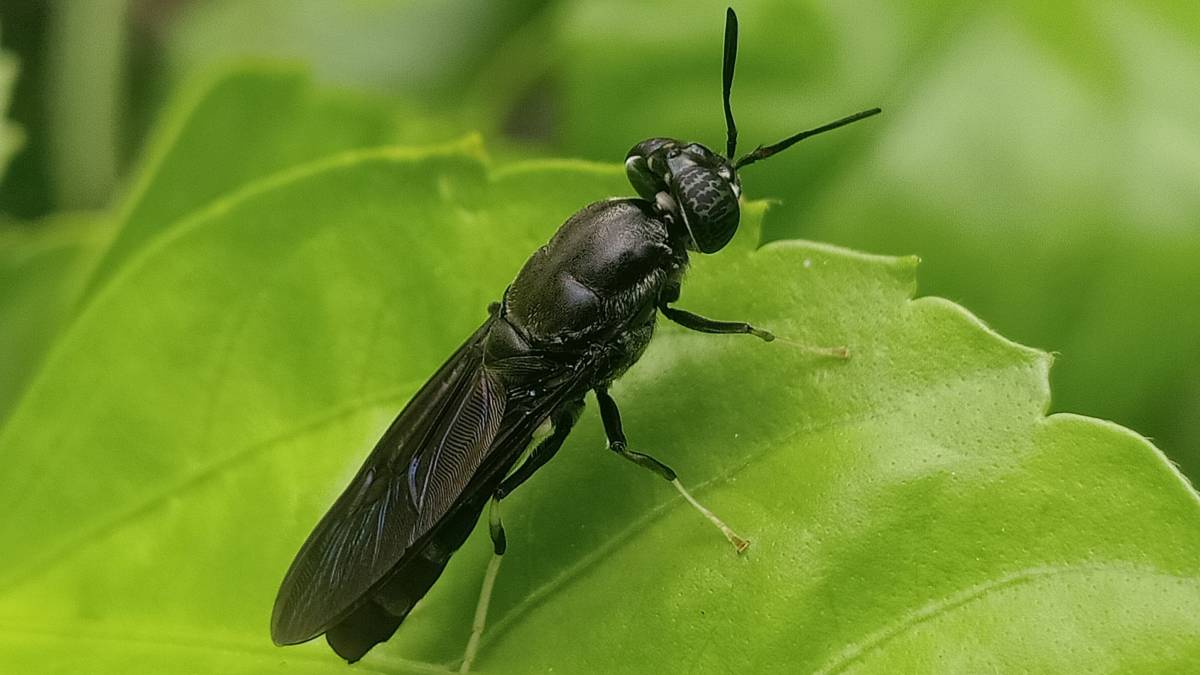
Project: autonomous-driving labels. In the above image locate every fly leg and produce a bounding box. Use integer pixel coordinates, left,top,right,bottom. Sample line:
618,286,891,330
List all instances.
495,399,584,499
594,386,750,553
460,498,505,673
660,303,774,341
660,303,849,359
460,400,584,672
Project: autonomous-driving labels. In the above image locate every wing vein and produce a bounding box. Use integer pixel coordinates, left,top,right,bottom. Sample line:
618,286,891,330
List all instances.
416,372,478,512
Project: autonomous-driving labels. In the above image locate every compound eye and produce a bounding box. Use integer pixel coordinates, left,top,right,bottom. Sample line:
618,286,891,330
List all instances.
670,165,741,254
625,154,666,201
626,137,673,162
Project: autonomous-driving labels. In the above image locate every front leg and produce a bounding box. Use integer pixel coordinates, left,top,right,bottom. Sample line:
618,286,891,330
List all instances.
660,299,849,359
659,303,775,342
658,280,773,342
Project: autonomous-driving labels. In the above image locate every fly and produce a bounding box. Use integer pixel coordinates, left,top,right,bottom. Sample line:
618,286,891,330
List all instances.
271,8,880,670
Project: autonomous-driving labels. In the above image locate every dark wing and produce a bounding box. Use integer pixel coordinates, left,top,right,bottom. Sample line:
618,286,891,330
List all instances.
272,317,502,645
323,357,590,662
271,316,592,650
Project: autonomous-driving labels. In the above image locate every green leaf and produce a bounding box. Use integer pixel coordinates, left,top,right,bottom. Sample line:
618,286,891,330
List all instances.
0,213,112,424
552,0,1200,479
0,139,1196,674
0,67,424,424
86,67,417,300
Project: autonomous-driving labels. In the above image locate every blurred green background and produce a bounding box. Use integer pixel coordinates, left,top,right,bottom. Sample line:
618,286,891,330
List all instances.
2,0,1198,485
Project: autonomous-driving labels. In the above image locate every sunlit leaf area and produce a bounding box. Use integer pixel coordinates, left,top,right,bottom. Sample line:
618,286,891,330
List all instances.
1,2,1197,673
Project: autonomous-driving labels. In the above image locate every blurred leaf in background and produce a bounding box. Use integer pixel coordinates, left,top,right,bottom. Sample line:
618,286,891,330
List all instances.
0,20,24,182
154,0,564,158
0,0,551,218
162,0,551,104
43,0,127,210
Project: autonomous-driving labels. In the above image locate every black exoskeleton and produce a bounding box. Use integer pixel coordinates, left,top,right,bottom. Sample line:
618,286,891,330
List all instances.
271,8,880,669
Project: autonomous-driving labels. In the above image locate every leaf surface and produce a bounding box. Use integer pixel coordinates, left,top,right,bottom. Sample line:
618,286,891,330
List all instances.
0,213,111,422
86,68,410,299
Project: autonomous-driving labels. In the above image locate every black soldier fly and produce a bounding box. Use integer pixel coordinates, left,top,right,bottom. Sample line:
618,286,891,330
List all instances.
271,8,880,670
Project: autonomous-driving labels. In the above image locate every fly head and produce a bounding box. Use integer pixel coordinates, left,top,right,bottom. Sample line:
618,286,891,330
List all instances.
623,8,882,255
624,139,741,254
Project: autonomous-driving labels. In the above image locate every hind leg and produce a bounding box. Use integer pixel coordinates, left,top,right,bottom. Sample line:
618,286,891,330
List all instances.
459,401,583,672
459,498,506,673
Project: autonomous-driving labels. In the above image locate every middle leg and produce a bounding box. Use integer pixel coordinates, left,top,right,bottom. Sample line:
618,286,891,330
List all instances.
594,386,749,553
495,398,584,499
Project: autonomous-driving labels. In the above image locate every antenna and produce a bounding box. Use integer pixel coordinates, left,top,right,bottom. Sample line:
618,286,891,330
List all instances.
722,8,739,159
734,107,882,169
